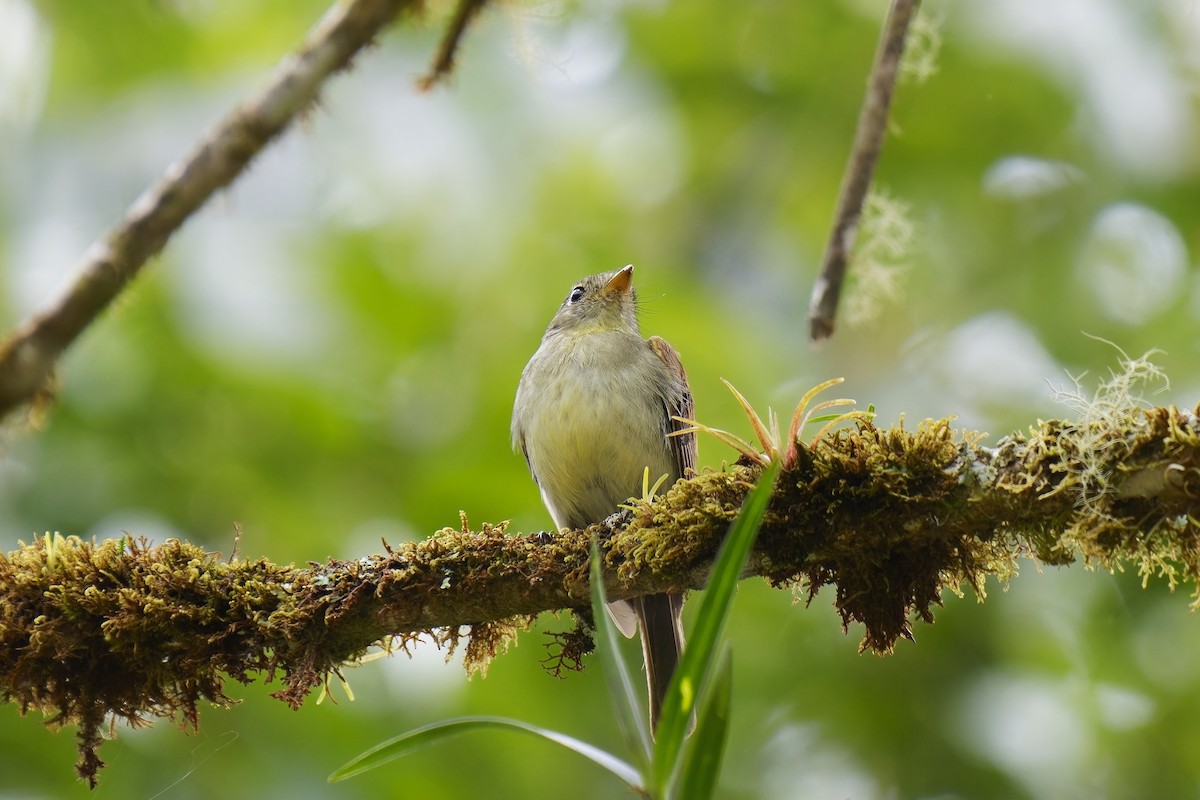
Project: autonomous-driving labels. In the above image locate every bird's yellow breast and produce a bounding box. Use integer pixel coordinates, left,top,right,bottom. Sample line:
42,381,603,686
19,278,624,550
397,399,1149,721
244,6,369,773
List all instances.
513,329,677,530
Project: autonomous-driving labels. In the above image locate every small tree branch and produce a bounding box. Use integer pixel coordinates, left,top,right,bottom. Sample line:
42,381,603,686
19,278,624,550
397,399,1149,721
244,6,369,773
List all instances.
0,0,423,424
808,0,920,342
418,0,493,90
4,406,1199,785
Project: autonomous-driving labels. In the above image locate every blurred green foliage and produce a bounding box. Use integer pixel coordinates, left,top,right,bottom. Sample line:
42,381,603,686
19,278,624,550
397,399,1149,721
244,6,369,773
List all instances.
2,0,1199,797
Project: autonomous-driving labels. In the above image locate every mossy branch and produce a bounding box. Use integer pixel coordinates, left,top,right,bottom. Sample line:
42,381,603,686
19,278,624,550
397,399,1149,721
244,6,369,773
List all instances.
4,405,1200,785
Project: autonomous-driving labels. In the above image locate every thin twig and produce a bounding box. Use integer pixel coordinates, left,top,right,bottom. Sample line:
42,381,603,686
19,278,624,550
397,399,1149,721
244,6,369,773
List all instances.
0,0,421,423
418,0,492,90
808,0,921,342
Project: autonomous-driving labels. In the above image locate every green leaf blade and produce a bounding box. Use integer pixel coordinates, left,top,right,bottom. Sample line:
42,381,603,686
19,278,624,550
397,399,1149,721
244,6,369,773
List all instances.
590,537,654,770
651,459,780,792
673,647,734,800
328,715,644,790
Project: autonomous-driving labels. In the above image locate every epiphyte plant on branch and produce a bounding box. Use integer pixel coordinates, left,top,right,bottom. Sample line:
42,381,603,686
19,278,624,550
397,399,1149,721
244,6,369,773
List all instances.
329,460,781,799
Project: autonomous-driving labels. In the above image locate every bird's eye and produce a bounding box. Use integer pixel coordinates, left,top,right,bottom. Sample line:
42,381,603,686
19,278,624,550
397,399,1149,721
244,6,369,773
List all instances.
567,286,586,304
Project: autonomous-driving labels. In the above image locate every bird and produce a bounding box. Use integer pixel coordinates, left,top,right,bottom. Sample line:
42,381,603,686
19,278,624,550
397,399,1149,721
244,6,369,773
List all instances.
511,264,696,733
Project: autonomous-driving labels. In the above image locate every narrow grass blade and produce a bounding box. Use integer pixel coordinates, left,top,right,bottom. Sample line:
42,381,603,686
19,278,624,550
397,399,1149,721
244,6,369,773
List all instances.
670,417,766,465
328,715,643,791
673,647,733,800
651,459,780,792
591,537,654,769
721,378,777,458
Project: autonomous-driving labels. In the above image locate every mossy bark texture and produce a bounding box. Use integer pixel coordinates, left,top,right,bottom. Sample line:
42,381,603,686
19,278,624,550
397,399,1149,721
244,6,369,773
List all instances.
3,408,1199,785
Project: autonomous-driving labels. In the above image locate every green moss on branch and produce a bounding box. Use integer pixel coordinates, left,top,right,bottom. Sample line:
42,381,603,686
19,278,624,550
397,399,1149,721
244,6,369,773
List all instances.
3,406,1200,785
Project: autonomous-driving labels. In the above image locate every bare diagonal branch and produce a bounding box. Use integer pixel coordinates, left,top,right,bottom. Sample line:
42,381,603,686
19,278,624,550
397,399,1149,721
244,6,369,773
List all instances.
808,0,921,341
0,0,421,423
418,0,493,90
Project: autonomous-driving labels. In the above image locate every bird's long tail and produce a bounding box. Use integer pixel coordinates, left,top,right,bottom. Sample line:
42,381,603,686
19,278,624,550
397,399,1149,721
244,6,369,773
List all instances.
635,593,686,733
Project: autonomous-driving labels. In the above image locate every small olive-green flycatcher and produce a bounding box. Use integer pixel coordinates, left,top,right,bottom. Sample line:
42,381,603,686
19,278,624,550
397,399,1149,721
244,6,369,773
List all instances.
512,264,695,732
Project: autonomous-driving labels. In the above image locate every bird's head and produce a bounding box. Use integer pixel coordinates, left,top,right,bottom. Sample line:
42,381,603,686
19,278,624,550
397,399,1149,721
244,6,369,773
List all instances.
545,264,640,337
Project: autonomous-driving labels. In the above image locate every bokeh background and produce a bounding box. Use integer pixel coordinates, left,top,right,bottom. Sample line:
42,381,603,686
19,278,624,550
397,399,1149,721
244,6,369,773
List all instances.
2,0,1200,797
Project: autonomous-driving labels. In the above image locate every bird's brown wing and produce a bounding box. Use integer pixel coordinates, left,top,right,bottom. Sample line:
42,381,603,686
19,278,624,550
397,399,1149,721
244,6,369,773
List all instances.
648,335,696,478
644,334,695,732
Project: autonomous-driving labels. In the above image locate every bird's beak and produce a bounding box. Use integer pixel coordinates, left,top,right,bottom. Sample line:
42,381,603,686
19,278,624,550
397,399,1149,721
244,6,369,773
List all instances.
603,264,634,296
